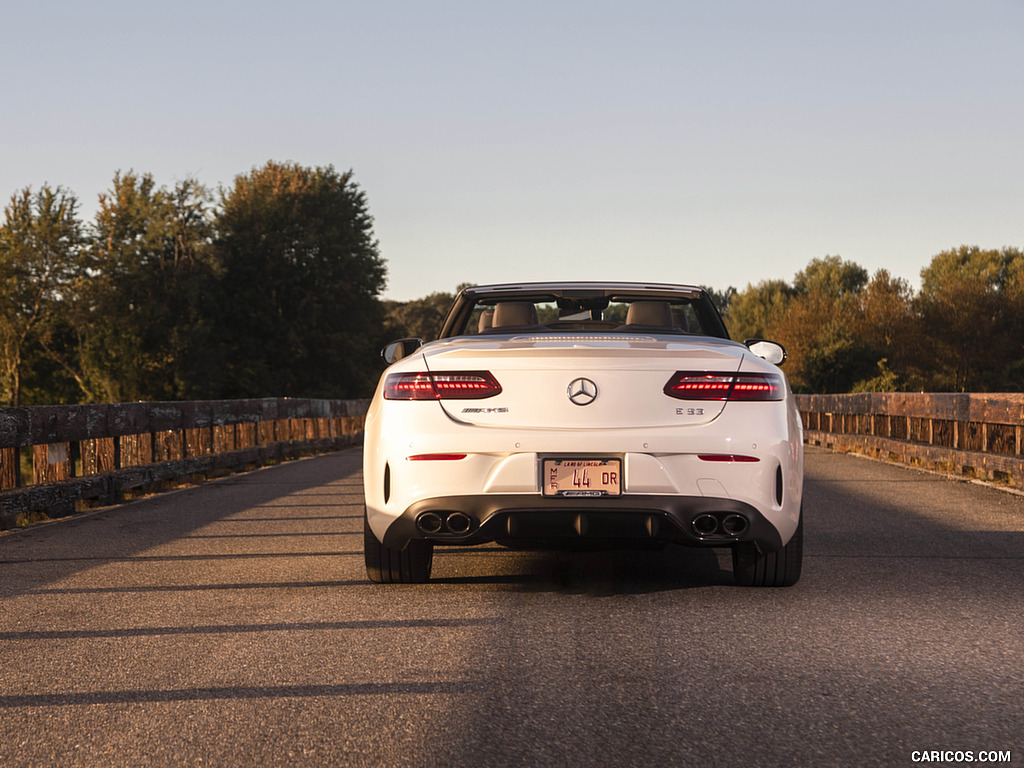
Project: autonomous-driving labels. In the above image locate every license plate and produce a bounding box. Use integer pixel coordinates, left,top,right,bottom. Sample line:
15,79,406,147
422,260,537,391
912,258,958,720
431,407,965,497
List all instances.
542,458,622,497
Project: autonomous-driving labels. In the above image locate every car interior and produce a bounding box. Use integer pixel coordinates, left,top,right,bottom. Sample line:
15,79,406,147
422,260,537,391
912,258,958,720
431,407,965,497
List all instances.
470,298,707,336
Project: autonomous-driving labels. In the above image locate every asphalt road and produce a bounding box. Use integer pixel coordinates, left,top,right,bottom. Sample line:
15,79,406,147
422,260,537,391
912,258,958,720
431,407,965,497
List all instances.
1,447,1022,767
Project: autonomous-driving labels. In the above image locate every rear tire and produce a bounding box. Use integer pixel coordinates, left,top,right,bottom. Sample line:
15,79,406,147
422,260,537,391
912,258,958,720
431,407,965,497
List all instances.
732,508,802,587
364,512,433,583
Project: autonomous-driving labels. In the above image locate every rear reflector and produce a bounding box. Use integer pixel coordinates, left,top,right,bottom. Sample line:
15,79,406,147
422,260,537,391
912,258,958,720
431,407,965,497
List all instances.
698,454,760,463
384,371,502,400
664,372,783,401
407,454,468,461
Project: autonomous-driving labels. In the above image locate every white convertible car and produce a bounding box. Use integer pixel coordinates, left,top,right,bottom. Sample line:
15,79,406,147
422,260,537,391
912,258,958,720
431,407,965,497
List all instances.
363,282,803,586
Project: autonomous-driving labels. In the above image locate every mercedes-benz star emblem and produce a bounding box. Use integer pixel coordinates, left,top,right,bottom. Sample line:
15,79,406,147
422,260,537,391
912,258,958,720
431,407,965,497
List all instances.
567,377,598,406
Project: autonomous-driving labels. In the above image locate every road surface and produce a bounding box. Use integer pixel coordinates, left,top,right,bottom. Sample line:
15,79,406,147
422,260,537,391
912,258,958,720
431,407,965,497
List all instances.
1,447,1021,766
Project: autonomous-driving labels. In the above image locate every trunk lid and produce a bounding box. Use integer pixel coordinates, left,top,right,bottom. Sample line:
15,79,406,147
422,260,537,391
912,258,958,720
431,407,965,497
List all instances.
420,334,746,430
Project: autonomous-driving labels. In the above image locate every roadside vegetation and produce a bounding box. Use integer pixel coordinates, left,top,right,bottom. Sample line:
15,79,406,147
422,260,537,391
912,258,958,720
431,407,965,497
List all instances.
724,250,1024,393
2,162,1022,404
1,162,385,405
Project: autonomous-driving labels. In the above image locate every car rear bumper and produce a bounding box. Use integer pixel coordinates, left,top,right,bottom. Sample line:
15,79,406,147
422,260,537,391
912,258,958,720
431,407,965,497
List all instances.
381,493,786,552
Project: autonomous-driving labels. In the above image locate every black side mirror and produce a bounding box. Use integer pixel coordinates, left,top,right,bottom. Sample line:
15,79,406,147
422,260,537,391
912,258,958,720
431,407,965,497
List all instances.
382,338,424,364
744,338,787,366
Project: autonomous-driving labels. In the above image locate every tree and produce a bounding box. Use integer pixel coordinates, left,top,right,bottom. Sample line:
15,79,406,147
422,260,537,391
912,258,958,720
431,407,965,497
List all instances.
792,254,868,297
754,256,875,393
213,162,387,398
725,279,795,342
775,290,875,393
789,257,875,392
0,186,85,405
853,269,919,391
384,291,456,342
76,171,217,402
916,246,1024,391
705,286,737,318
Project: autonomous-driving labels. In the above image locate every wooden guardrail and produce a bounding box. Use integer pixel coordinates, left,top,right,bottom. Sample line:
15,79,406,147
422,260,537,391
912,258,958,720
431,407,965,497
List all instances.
796,393,1024,488
0,398,369,530
7,393,1020,529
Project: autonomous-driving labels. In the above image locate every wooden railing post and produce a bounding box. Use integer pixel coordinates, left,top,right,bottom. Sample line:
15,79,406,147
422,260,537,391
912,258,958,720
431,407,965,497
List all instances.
0,446,20,490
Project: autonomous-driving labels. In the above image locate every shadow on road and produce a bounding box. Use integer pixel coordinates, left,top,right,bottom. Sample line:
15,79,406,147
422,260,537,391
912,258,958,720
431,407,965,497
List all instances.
433,545,732,594
0,450,364,599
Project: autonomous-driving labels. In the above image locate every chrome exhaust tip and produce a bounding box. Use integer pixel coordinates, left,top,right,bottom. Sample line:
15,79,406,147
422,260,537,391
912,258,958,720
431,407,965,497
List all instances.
446,512,472,535
417,512,444,534
692,513,719,536
721,514,749,536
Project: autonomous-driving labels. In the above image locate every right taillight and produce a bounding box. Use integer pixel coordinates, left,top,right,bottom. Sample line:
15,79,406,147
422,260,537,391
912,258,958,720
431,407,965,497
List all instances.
664,372,783,401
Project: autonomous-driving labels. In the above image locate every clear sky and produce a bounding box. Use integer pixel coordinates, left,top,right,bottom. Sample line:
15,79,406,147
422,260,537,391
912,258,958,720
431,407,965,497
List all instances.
2,0,1022,300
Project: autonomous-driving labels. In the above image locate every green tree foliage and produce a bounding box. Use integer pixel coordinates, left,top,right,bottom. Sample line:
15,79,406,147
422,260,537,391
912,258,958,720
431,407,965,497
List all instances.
213,161,387,398
854,270,919,391
725,250,1024,393
0,186,85,405
916,246,1024,391
792,254,868,296
729,257,915,393
5,158,1024,402
1,163,388,404
384,291,456,342
782,256,874,392
725,279,795,342
705,286,737,318
76,171,217,402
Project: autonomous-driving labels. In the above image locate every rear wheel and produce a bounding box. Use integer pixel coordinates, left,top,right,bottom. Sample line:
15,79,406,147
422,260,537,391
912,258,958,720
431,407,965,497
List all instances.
732,508,802,587
364,512,433,583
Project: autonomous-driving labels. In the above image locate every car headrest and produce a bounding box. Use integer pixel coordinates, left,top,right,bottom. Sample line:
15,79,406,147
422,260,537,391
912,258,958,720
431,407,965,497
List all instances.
625,301,673,327
492,302,539,328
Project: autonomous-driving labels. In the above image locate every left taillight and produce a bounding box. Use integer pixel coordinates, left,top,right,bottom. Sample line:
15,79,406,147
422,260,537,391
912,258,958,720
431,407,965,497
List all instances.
384,371,502,400
664,372,784,401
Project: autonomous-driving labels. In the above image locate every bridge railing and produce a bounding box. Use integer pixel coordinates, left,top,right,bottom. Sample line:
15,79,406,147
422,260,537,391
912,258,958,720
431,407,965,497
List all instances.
7,393,1021,528
796,393,1024,488
0,398,369,529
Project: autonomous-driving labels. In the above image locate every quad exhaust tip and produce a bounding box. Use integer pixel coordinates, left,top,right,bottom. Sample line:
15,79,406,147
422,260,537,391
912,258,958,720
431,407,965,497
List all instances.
691,512,749,538
416,511,474,535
